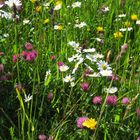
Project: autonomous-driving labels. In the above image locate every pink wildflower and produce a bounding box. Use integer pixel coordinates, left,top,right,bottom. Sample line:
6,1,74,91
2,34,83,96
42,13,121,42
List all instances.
92,96,102,105
106,95,117,105
121,97,130,105
81,82,89,91
13,54,20,62
76,117,88,129
25,42,33,50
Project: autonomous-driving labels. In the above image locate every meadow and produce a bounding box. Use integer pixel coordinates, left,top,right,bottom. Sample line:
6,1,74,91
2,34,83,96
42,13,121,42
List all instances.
0,0,140,139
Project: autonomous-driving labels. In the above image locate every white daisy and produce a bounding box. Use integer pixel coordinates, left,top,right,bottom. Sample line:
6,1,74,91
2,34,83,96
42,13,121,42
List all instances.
104,87,118,94
59,65,69,72
24,94,33,102
75,22,87,28
63,75,75,83
5,0,22,9
83,48,96,53
100,69,112,76
72,1,81,8
97,60,112,71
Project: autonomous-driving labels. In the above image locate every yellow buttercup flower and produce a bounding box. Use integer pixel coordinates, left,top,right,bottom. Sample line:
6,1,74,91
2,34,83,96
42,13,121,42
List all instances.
82,118,97,130
44,19,50,24
114,31,123,39
30,0,37,3
131,14,138,21
97,26,104,33
124,21,131,27
36,6,42,12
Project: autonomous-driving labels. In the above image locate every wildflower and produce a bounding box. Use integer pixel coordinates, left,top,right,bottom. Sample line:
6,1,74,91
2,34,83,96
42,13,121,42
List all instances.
75,22,87,28
92,96,102,105
68,41,79,48
137,137,140,140
100,70,112,76
47,93,53,101
118,14,126,18
3,33,9,38
57,61,64,67
38,134,47,140
121,43,128,54
106,95,117,105
97,26,104,33
59,65,69,72
136,108,140,117
50,55,56,61
43,18,49,24
119,27,133,32
0,10,12,19
0,64,4,72
24,94,32,102
100,6,109,13
54,25,63,30
13,54,20,62
104,87,118,94
114,31,123,39
36,6,42,12
76,117,88,129
81,82,89,91
82,118,97,130
63,75,74,83
25,50,37,61
72,1,81,8
0,1,4,8
30,0,36,3
121,97,130,105
131,14,138,21
5,0,22,9
25,42,33,50
23,19,30,25
97,60,111,71
83,48,96,53
54,1,62,11
136,20,140,25
124,21,131,27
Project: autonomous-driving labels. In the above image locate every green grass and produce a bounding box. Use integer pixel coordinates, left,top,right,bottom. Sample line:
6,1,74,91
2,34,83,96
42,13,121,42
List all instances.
0,0,140,139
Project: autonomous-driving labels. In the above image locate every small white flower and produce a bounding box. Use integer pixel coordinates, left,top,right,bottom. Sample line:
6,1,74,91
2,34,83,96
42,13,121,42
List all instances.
68,41,79,47
23,19,30,25
43,2,50,8
3,33,9,38
75,22,87,28
24,94,32,102
72,1,81,8
101,6,109,12
136,20,140,25
97,60,112,71
70,82,75,87
95,38,103,42
83,48,96,53
5,0,22,9
100,69,112,76
93,53,104,59
119,27,133,32
63,75,74,83
59,65,69,72
104,87,118,94
118,14,126,18
54,4,62,10
0,10,12,19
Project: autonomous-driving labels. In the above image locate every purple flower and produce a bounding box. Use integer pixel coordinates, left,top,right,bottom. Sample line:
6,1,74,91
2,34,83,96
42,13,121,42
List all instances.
76,117,88,129
92,96,102,105
0,64,4,72
81,82,89,91
137,137,140,140
38,134,47,140
136,108,140,117
57,61,64,67
25,42,33,50
47,93,53,101
13,54,20,62
121,97,130,105
106,95,117,105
